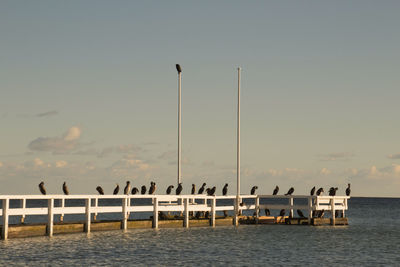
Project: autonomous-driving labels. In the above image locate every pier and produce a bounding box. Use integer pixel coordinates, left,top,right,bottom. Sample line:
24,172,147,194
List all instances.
1,194,349,240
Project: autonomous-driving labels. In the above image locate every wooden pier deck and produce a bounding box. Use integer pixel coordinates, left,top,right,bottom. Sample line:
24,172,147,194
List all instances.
1,194,350,240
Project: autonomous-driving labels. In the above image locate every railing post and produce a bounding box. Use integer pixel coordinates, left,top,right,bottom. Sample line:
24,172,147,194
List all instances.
47,198,54,237
331,197,336,225
2,199,9,240
60,198,65,222
289,197,294,218
210,197,216,227
122,197,128,230
343,198,347,218
85,198,91,233
255,196,260,224
233,197,238,226
94,198,98,221
184,198,189,228
307,197,313,225
21,198,26,223
153,197,158,229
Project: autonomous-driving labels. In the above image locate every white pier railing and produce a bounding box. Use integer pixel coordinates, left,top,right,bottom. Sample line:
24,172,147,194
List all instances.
0,194,350,240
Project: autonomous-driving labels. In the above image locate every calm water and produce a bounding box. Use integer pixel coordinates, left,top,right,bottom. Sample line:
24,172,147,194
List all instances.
0,197,399,266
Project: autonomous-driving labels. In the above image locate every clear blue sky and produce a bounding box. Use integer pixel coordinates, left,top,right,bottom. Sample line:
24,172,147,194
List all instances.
1,1,400,196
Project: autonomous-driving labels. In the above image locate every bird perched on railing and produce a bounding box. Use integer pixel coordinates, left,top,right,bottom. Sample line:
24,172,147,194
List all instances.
297,209,305,218
316,187,324,196
329,187,338,196
96,186,104,195
131,187,139,195
222,183,228,196
176,183,183,195
272,186,279,195
124,181,131,195
149,182,156,194
250,186,258,195
285,187,294,196
62,182,69,195
166,185,174,195
346,183,351,196
38,181,46,195
141,185,147,195
310,186,316,196
206,186,216,196
191,184,196,195
198,183,206,194
113,184,119,195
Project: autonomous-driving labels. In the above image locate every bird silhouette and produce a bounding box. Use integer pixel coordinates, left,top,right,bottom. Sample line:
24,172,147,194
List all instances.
131,187,139,194
250,186,258,195
166,185,174,195
310,186,316,196
329,187,338,196
316,188,324,196
38,181,46,195
191,184,196,195
141,185,147,195
285,187,294,196
198,183,206,194
124,181,131,195
62,182,69,195
222,183,228,196
272,186,279,195
113,184,119,195
346,183,351,196
176,183,183,195
149,182,156,194
96,186,104,195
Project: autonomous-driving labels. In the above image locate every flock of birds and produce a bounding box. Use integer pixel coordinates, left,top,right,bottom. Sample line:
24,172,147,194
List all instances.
38,181,351,219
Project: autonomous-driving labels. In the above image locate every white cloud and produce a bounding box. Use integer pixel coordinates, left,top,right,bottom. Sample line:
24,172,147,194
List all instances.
28,126,82,153
55,160,68,168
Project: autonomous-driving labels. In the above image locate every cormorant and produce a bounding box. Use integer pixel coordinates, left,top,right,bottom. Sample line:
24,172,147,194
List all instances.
149,182,156,194
346,183,351,196
166,185,174,195
141,185,147,195
316,187,324,196
176,183,183,195
285,187,294,196
198,183,206,194
191,184,196,195
38,181,46,195
131,187,139,194
297,209,305,218
222,183,228,196
207,186,216,196
176,64,182,73
272,186,279,195
96,186,104,195
279,209,285,217
250,186,258,195
62,182,69,195
124,181,131,195
265,209,271,216
329,187,338,196
113,184,119,195
310,186,316,196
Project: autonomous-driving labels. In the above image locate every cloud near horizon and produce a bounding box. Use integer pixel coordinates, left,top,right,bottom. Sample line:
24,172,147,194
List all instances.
318,152,355,161
36,110,59,118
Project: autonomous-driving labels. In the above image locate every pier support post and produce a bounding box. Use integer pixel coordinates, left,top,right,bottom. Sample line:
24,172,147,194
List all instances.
2,199,9,240
210,197,216,227
307,197,313,225
255,196,260,224
184,198,189,228
122,197,128,230
94,198,98,221
331,197,335,226
289,197,294,218
60,198,65,222
21,198,26,223
233,198,239,226
47,199,54,237
152,197,158,229
85,198,91,233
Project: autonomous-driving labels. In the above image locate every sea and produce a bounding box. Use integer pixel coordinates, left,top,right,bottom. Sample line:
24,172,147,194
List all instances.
0,197,399,266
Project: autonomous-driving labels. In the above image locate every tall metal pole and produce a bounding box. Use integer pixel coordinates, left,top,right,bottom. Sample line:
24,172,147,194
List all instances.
176,64,182,185
236,67,241,224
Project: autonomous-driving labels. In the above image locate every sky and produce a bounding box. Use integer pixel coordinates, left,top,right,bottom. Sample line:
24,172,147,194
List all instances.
1,1,400,197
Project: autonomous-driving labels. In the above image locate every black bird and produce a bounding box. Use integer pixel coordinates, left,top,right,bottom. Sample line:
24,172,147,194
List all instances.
124,181,131,195
149,182,156,194
198,183,206,194
191,184,196,195
113,184,119,195
310,186,316,196
141,185,147,195
250,186,258,195
207,186,216,196
297,209,305,218
265,209,271,216
176,183,183,195
166,185,174,195
62,182,69,195
272,186,279,195
316,187,324,196
222,183,228,196
285,187,294,196
38,181,46,195
346,183,351,196
131,187,139,195
176,64,182,73
329,187,338,196
279,209,286,217
96,186,104,195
